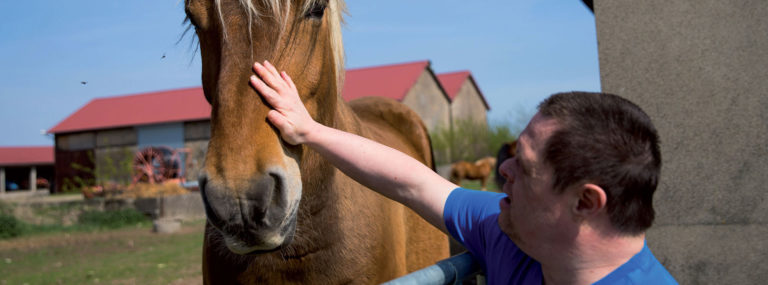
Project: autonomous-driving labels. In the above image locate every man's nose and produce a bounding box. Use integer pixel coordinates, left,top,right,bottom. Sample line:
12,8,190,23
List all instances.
500,159,515,183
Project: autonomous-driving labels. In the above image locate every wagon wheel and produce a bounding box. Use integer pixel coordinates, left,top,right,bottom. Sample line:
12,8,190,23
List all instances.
133,147,167,184
161,150,183,181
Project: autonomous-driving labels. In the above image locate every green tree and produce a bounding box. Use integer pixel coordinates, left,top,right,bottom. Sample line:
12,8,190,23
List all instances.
430,119,517,165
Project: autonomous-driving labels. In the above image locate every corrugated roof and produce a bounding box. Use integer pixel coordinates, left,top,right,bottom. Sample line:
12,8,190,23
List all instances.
0,146,54,166
342,60,431,102
48,87,210,134
437,71,490,110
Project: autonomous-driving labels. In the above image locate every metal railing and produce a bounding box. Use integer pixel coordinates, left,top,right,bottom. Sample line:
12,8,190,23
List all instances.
382,252,483,285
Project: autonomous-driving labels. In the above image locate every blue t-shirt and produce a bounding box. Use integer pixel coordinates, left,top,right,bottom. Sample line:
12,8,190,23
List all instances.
443,188,677,285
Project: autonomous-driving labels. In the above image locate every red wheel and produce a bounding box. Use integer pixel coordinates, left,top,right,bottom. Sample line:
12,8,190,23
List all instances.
133,147,167,184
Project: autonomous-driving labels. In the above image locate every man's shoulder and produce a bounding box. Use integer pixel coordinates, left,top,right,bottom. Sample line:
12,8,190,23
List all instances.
443,188,545,284
596,243,678,284
445,188,506,212
443,188,505,236
443,189,509,262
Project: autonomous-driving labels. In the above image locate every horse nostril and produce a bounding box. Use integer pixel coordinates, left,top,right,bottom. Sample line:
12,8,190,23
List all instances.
243,173,277,206
198,168,298,237
198,174,233,230
269,172,286,203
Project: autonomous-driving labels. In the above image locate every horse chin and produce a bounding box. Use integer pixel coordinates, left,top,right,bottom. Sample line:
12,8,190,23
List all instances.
221,214,297,255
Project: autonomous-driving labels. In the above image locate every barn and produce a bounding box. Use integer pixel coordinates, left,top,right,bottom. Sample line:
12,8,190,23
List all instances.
437,71,490,128
47,61,489,193
343,60,452,131
47,88,211,193
0,146,54,195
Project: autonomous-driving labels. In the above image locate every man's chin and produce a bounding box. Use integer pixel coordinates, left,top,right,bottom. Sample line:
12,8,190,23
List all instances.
497,215,520,242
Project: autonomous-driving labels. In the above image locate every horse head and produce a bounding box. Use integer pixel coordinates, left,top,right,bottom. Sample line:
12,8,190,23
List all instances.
184,0,345,254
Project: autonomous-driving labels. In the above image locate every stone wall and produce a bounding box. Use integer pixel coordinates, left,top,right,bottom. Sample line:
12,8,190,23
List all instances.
595,1,768,283
9,193,206,225
402,70,451,131
450,79,488,127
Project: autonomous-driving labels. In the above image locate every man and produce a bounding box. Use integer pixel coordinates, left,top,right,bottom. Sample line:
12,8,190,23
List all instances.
249,61,677,284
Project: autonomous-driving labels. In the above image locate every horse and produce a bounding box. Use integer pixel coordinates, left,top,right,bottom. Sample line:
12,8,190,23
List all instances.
183,0,449,283
494,139,517,189
449,156,497,190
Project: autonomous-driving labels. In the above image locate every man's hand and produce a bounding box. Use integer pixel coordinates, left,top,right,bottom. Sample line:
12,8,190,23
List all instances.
249,60,318,145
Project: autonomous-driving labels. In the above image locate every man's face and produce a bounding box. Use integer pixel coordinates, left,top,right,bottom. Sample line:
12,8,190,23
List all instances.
497,112,575,256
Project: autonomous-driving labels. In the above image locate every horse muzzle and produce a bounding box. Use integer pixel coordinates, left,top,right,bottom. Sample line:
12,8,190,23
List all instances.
199,168,302,254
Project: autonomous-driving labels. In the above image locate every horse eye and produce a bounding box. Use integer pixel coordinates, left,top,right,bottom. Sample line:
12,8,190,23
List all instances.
305,2,326,19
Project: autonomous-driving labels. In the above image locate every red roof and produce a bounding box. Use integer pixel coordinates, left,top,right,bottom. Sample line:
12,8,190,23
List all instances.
48,62,485,134
0,146,54,166
437,71,490,110
342,60,433,102
48,87,210,134
436,71,470,101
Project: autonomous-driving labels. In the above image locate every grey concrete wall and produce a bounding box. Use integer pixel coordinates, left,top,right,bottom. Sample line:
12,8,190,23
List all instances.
595,1,768,284
402,70,451,131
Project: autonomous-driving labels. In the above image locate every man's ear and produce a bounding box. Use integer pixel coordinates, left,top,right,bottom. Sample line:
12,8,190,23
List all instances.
573,183,607,217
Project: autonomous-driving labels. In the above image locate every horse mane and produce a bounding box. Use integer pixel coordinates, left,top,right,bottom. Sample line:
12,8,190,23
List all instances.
210,0,347,92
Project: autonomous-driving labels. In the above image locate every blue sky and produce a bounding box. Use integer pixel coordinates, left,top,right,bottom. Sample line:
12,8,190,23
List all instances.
0,1,599,147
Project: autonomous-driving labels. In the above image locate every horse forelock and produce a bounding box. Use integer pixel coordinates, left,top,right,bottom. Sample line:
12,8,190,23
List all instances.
210,0,346,92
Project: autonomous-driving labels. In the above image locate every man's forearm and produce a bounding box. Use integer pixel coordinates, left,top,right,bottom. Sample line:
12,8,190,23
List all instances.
306,123,434,203
305,123,454,231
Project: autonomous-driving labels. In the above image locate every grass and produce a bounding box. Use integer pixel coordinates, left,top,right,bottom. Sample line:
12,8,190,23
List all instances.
0,220,205,285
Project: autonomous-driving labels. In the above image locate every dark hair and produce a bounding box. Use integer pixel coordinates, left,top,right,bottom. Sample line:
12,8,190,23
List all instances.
538,92,661,235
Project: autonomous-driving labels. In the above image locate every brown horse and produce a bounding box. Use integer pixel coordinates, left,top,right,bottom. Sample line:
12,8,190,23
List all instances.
184,0,448,283
449,156,497,190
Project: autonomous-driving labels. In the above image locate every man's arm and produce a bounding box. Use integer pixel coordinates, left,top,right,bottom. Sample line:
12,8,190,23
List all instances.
249,61,457,232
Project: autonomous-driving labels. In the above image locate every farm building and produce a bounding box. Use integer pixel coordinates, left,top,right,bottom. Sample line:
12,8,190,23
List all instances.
0,146,54,195
343,60,453,131
437,71,490,128
47,88,211,193
47,61,489,193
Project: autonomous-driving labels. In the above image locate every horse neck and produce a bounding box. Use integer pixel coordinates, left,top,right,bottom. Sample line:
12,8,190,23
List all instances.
298,82,363,172
330,99,365,133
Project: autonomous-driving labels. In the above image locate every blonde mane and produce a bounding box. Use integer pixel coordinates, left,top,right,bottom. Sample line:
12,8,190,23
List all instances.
213,0,347,91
